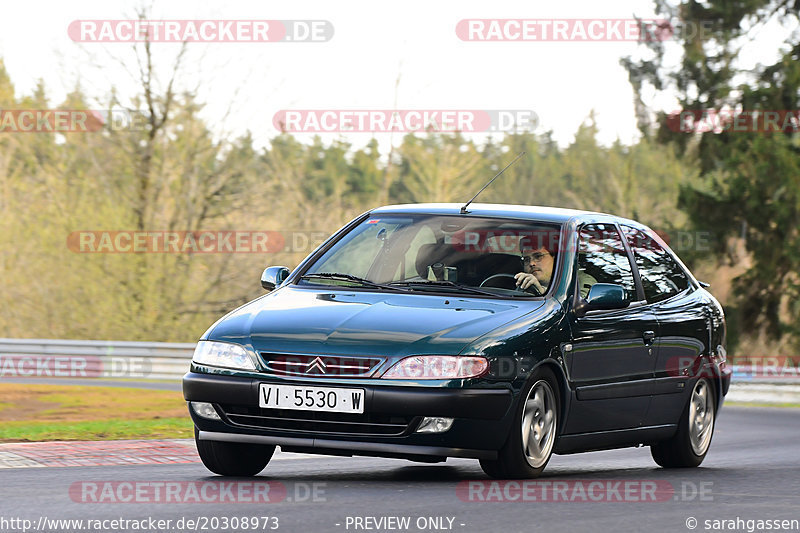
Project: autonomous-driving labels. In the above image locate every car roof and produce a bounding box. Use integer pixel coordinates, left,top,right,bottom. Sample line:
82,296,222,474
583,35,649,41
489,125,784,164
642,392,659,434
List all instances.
369,203,612,224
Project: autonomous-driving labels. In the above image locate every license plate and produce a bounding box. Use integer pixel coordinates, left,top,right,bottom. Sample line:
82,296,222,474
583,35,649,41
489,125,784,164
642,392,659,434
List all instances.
258,384,365,414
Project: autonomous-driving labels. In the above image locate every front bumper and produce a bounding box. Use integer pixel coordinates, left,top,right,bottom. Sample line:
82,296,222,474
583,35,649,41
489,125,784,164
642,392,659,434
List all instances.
183,372,515,460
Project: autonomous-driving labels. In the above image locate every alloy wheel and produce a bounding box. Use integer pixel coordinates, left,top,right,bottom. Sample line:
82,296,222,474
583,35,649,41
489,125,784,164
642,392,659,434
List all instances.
521,379,557,468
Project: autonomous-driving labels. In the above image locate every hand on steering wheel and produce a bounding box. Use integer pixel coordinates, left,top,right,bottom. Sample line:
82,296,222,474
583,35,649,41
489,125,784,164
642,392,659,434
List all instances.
480,273,541,294
513,272,544,295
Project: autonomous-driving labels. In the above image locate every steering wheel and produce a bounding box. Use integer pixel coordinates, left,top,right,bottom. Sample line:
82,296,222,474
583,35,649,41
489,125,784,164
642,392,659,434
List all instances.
480,273,520,290
480,273,541,294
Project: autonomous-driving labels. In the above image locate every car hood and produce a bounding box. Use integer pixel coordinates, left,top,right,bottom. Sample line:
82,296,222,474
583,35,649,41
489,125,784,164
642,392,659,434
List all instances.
206,286,546,357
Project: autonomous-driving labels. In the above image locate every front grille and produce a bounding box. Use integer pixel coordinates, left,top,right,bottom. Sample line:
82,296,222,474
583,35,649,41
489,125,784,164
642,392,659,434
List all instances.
259,353,384,378
218,404,416,436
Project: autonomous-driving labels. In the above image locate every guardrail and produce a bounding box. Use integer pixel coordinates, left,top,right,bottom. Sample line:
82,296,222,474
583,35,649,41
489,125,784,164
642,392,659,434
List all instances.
731,367,800,384
0,338,194,381
0,339,798,403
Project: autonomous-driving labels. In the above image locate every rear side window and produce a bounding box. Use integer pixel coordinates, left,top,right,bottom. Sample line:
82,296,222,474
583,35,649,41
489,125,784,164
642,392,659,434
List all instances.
622,226,690,303
577,224,637,301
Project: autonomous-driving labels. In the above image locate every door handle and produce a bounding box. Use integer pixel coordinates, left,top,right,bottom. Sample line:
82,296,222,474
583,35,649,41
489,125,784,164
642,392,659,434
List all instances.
643,330,656,346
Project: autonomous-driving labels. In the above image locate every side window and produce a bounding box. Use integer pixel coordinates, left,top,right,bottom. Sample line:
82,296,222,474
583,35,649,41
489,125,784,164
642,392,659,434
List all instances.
622,226,690,303
577,224,636,301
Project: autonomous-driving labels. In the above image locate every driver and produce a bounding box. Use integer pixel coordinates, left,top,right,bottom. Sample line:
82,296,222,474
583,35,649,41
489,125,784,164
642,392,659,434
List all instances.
514,242,555,295
515,239,597,297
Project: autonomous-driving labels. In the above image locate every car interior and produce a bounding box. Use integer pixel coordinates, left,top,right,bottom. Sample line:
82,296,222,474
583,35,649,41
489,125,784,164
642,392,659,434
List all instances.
414,242,523,287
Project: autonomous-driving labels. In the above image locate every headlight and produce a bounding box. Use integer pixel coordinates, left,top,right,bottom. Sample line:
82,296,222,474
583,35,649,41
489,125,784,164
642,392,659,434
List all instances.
192,341,256,371
380,355,488,379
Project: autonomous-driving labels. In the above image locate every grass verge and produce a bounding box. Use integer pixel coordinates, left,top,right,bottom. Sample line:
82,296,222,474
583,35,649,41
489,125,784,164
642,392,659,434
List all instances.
726,401,800,408
0,418,193,442
0,383,192,442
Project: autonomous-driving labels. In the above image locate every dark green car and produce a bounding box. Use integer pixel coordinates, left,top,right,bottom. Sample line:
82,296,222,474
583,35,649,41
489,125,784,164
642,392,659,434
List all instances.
183,203,731,479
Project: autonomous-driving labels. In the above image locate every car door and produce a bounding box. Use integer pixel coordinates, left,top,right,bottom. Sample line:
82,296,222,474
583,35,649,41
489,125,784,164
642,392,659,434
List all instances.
621,226,709,427
564,223,659,434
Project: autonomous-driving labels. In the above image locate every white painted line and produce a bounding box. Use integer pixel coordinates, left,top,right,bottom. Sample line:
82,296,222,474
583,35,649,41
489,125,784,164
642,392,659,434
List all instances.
0,451,45,468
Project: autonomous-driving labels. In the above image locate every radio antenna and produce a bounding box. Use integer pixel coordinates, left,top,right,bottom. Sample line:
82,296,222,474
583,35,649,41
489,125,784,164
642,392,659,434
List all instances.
460,151,525,214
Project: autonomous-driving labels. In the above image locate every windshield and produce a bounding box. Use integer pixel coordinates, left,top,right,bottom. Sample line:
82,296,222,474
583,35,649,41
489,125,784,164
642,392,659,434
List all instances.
300,214,562,297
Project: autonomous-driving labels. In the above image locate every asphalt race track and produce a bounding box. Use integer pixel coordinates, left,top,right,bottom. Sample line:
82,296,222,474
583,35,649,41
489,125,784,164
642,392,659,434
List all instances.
1,406,798,533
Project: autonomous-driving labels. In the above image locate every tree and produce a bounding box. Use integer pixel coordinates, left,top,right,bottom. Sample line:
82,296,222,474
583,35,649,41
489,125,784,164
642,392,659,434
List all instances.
624,0,800,347
391,133,488,204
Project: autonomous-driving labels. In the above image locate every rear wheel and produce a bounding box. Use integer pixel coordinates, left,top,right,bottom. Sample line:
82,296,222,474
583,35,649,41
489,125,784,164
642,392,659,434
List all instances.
480,367,559,479
651,378,716,468
194,427,275,476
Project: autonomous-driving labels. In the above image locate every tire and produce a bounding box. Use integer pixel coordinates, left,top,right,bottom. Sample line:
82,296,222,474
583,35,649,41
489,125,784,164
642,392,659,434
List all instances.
194,427,275,476
651,378,716,468
480,367,560,479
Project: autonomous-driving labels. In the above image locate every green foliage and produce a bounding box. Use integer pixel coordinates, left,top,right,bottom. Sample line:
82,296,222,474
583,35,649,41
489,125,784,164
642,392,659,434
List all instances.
624,0,800,346
390,133,489,203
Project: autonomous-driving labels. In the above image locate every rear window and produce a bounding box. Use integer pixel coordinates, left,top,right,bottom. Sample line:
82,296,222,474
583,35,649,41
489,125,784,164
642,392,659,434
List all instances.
622,226,690,303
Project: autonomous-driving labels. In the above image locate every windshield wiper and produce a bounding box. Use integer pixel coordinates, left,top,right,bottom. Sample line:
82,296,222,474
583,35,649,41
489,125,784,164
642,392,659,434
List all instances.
300,273,411,292
388,280,505,297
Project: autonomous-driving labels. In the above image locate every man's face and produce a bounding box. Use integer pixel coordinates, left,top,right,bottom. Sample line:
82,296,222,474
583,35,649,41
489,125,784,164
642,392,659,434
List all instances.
522,247,554,285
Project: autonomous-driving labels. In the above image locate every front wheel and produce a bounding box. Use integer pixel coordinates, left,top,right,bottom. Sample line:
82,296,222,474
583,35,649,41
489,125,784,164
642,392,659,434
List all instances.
480,367,560,479
651,378,716,468
195,427,275,476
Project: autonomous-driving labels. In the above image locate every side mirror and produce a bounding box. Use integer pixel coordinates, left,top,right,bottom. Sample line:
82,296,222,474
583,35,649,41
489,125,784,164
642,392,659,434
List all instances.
574,283,629,317
261,266,290,291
